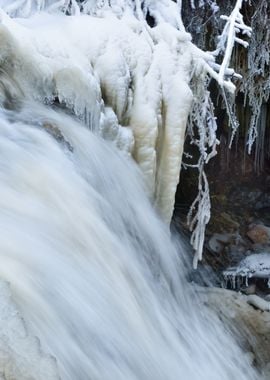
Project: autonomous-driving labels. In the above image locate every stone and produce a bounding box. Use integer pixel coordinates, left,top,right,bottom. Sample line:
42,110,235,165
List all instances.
247,294,270,311
220,212,240,230
208,233,237,254
208,212,240,233
198,287,270,376
43,123,73,152
247,224,270,244
242,283,257,295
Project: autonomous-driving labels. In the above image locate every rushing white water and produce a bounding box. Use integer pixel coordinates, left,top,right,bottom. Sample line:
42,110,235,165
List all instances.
0,103,259,379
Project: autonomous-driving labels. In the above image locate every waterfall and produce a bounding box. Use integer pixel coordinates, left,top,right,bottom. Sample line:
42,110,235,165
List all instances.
0,103,259,379
0,2,261,379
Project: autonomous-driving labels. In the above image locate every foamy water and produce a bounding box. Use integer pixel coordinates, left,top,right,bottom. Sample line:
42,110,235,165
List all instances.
0,104,259,379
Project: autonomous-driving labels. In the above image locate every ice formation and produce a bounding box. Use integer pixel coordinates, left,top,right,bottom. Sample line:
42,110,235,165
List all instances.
223,253,270,290
0,1,195,224
0,0,244,241
183,1,269,174
0,1,262,378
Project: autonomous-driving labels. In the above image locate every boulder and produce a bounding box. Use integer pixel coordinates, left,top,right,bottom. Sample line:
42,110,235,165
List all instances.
208,233,238,254
198,287,270,377
247,224,270,244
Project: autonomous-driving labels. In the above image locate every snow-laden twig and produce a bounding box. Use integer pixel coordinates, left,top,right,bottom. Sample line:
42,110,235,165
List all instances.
241,1,270,163
187,168,211,268
213,0,251,88
183,0,252,267
185,76,219,268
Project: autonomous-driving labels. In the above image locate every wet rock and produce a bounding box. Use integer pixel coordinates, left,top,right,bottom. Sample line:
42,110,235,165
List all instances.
255,193,270,210
208,212,240,234
247,294,270,312
230,188,262,206
242,283,257,295
198,287,270,377
43,123,73,152
208,233,237,254
247,224,270,244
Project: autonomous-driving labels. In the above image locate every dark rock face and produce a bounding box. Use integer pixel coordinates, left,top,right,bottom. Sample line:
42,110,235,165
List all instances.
172,0,270,271
173,131,270,271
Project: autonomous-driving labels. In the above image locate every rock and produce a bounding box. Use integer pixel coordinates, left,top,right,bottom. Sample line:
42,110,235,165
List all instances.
43,123,73,152
242,283,257,295
247,294,270,311
247,224,270,244
198,287,270,376
264,363,270,379
208,233,237,254
255,193,270,210
208,212,240,234
220,212,240,231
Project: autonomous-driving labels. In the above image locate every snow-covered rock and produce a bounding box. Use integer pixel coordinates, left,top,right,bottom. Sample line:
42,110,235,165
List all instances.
223,253,270,289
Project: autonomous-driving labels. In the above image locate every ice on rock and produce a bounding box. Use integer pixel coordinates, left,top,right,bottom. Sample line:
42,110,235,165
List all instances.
223,253,270,290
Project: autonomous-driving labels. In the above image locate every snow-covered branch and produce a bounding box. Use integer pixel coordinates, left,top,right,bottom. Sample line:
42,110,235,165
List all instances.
185,76,219,268
213,0,251,89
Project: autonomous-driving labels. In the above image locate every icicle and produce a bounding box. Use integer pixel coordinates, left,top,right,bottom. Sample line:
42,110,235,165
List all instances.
232,274,236,290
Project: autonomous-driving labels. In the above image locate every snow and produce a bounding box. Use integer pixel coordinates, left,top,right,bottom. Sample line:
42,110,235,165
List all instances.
223,253,270,289
235,253,270,279
214,0,251,90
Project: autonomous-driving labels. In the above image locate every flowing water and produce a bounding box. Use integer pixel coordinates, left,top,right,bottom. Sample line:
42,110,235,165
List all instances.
0,102,260,379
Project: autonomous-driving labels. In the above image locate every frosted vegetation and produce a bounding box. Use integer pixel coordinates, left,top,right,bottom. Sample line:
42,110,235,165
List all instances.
183,0,270,173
